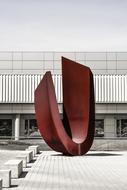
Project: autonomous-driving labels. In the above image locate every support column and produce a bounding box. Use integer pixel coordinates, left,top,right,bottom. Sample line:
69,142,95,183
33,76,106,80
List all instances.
20,118,25,137
15,114,20,141
12,119,15,139
104,115,116,137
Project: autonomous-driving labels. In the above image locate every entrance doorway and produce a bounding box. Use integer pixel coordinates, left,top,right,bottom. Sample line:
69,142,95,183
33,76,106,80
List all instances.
24,119,40,137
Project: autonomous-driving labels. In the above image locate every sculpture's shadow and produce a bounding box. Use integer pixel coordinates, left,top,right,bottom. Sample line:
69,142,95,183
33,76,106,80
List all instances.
51,152,123,157
85,152,123,156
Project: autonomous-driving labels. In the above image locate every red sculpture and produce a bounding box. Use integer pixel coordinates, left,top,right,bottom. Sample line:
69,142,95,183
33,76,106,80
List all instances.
35,57,95,155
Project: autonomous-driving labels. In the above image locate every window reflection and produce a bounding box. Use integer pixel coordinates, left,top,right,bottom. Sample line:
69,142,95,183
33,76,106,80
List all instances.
25,119,40,137
0,119,12,137
117,119,127,137
95,119,104,137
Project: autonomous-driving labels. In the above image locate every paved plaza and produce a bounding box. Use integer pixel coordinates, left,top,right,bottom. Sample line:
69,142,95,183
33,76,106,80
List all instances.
0,149,127,190
7,150,126,190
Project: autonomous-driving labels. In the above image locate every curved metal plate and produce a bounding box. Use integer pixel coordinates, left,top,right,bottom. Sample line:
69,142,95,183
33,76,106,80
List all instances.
35,57,95,155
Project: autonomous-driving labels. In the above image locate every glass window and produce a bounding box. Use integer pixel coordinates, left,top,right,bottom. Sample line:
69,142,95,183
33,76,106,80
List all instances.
0,119,12,137
25,119,40,137
95,119,104,137
117,119,127,137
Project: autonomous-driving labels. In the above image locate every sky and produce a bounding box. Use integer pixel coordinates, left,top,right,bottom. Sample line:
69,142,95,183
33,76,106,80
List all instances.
0,0,127,51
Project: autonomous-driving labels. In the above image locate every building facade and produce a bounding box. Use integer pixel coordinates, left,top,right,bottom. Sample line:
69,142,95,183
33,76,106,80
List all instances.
0,51,127,140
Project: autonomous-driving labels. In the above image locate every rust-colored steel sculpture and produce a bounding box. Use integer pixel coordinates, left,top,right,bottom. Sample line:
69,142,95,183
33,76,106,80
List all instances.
35,57,95,155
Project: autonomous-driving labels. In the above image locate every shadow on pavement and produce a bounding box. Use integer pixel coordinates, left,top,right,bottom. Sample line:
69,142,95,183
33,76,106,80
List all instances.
51,152,123,157
85,153,123,156
10,185,18,188
30,159,36,163
19,171,28,178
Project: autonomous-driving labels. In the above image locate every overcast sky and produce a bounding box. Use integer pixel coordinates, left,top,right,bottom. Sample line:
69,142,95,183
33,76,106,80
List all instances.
0,0,127,51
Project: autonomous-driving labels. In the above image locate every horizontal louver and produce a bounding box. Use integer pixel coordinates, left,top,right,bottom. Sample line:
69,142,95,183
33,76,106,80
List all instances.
0,74,127,103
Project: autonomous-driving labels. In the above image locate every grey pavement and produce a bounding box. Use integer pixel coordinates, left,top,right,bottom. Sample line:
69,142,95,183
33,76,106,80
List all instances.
0,150,24,169
12,150,127,190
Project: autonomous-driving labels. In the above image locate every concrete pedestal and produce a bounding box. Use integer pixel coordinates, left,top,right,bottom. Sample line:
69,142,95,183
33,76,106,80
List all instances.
0,170,11,187
16,155,27,168
4,160,23,179
0,178,2,190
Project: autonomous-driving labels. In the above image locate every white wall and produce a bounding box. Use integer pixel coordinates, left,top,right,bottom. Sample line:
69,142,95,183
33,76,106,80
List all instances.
0,52,127,74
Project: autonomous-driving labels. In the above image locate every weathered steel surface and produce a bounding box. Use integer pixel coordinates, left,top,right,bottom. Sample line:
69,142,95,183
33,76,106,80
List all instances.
35,57,95,155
